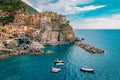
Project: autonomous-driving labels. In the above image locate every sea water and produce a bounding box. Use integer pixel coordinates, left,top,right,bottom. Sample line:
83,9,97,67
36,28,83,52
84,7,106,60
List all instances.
0,30,120,80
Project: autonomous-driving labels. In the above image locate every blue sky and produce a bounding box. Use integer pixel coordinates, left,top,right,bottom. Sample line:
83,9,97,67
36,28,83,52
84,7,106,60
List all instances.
22,0,120,29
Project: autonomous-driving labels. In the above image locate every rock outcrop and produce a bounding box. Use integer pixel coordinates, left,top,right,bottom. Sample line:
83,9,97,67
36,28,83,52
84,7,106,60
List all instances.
74,39,105,54
0,49,12,59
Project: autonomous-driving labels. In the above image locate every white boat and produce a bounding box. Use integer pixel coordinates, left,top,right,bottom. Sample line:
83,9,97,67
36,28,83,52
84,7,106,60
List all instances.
55,63,64,66
80,68,94,72
51,67,61,73
54,58,64,63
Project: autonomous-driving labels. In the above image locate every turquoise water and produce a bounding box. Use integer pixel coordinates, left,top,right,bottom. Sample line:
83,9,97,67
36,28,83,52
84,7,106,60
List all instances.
0,30,120,80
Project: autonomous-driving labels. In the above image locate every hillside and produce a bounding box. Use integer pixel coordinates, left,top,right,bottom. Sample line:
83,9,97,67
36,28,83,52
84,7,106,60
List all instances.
0,0,76,58
0,0,38,25
0,11,75,58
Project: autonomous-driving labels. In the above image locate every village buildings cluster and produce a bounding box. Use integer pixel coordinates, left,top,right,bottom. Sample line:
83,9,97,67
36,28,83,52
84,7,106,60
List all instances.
40,11,66,24
0,11,68,41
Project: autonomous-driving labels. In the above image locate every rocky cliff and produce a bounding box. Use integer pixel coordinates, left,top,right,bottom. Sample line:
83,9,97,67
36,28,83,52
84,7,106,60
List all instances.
0,0,75,58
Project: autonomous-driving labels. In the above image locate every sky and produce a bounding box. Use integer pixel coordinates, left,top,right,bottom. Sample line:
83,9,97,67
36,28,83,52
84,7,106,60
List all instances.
22,0,120,29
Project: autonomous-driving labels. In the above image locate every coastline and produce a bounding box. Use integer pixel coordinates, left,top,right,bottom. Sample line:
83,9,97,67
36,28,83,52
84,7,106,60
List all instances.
0,49,43,59
0,38,105,59
0,40,74,59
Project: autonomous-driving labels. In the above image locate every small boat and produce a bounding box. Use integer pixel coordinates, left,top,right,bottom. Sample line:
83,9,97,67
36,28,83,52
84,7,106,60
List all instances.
80,68,94,72
56,63,64,66
54,58,64,63
51,67,61,73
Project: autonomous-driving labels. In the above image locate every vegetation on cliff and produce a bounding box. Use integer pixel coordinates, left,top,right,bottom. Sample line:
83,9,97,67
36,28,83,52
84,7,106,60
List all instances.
0,0,38,25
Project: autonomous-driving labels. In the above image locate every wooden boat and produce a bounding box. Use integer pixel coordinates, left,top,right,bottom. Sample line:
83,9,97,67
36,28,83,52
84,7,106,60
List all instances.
51,67,61,73
55,63,64,66
80,68,94,72
54,58,64,63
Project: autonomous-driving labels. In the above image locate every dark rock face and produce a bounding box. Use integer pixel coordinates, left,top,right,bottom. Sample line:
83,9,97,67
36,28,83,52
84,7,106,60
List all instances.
38,30,75,45
17,37,30,47
26,12,75,45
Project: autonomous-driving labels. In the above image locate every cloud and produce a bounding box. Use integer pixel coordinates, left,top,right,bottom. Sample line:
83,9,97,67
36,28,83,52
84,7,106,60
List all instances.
71,14,120,29
22,0,105,15
65,5,106,14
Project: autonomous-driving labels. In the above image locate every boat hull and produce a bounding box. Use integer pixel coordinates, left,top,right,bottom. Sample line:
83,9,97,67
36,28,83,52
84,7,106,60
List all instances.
54,60,64,63
51,68,61,73
80,68,94,72
55,63,64,66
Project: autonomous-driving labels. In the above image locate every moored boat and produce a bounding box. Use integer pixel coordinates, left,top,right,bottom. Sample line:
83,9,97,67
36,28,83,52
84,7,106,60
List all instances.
80,68,94,72
54,58,64,63
51,67,61,73
55,63,64,66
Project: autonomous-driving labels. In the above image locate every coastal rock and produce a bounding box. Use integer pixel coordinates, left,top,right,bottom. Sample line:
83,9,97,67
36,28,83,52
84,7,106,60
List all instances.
31,41,44,49
2,39,18,49
74,40,105,54
46,50,53,54
0,49,13,59
30,50,43,54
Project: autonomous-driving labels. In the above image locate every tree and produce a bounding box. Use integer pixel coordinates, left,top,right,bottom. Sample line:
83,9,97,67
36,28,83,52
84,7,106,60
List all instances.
66,20,70,26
